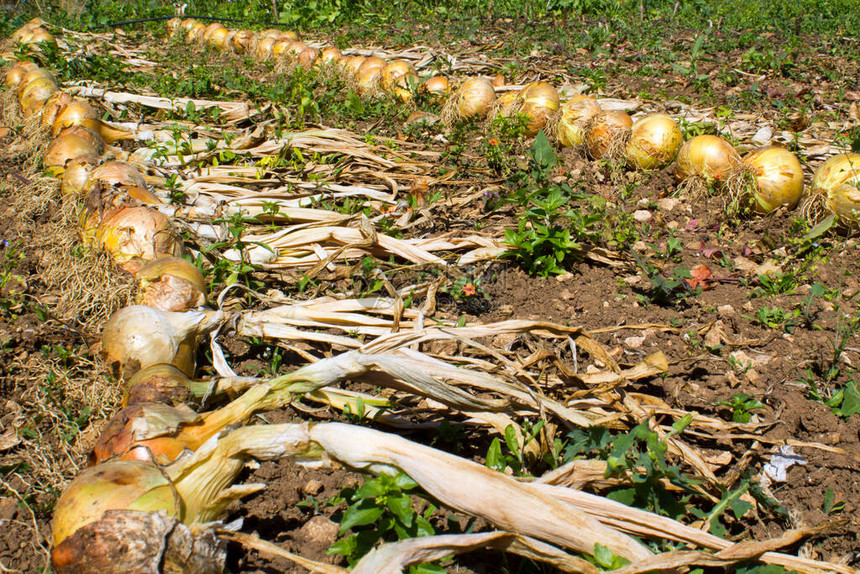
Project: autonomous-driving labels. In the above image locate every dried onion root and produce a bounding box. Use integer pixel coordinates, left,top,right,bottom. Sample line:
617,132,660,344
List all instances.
674,134,741,197
584,109,633,160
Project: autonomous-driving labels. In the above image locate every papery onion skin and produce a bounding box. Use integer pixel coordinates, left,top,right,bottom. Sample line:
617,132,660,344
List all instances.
343,56,366,77
357,66,383,94
358,56,386,75
422,76,449,98
231,30,254,54
455,78,496,119
741,146,805,213
320,46,343,64
40,91,72,128
4,61,39,89
136,256,207,312
86,160,148,191
585,110,633,159
122,363,199,407
297,47,319,70
61,155,100,196
810,153,860,225
52,100,99,137
625,113,683,170
674,134,740,184
96,206,183,271
55,125,105,154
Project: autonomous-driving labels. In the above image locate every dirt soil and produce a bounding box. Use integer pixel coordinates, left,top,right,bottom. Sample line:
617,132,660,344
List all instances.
1,13,860,574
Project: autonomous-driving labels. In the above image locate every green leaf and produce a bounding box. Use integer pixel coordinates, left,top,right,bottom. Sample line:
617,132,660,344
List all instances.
327,535,357,556
485,438,503,472
393,473,418,491
387,494,414,527
530,130,556,173
729,498,753,520
504,424,519,454
339,505,385,533
411,564,447,574
804,213,837,241
355,479,386,499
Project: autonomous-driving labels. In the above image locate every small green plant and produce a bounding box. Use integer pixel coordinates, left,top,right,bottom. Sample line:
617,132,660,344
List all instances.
632,253,697,307
485,420,547,476
717,393,766,423
748,306,799,332
329,472,443,572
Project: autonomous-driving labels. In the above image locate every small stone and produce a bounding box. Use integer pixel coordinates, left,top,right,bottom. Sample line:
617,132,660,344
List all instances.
0,498,17,522
666,220,679,230
303,479,324,496
297,515,339,547
624,335,646,348
633,210,652,223
745,369,760,384
497,304,514,316
622,275,641,286
603,301,610,308
717,304,736,317
742,301,754,311
560,289,573,301
556,273,573,282
632,240,649,254
656,197,680,211
636,198,651,208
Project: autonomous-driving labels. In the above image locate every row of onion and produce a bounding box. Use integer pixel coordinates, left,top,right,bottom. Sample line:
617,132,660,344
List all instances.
161,18,860,221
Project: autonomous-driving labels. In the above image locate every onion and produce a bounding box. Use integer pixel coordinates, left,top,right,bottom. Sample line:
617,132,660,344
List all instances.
201,23,225,44
585,110,633,159
519,81,560,136
209,27,230,50
4,61,39,89
804,153,860,226
39,90,71,128
552,96,601,147
281,30,299,41
271,38,296,57
43,135,98,175
422,75,449,101
320,46,343,64
259,28,282,40
231,30,254,54
52,100,133,143
186,22,206,42
729,146,804,213
254,35,277,60
490,91,520,118
56,125,105,154
180,18,199,32
674,134,740,185
359,56,386,74
96,206,184,272
86,160,148,192
19,27,55,49
343,55,366,77
61,155,99,196
136,257,207,312
381,60,417,100
18,76,58,117
625,113,683,169
443,78,496,123
297,47,319,70
357,66,383,94
16,68,55,98
166,17,182,35
101,305,220,378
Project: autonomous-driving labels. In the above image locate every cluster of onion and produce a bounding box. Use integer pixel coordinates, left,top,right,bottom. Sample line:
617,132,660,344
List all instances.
8,17,56,51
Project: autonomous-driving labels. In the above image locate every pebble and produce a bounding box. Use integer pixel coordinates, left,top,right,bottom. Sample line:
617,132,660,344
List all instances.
656,197,680,211
717,304,736,317
303,479,324,496
633,210,652,223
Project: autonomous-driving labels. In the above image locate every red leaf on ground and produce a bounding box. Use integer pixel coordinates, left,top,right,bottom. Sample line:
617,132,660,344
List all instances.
686,264,713,290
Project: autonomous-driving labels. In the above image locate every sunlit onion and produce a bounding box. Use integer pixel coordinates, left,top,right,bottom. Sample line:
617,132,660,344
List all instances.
381,60,417,100
166,17,182,35
343,55,366,77
86,160,148,192
43,135,98,175
625,113,683,169
122,363,201,407
491,91,520,118
731,146,804,213
61,155,99,196
231,30,254,54
39,90,71,128
320,47,343,64
805,153,860,226
297,47,319,70
52,100,133,143
101,305,219,378
444,78,496,122
209,27,230,50
180,18,199,32
18,77,58,117
422,75,449,102
357,66,383,94
585,110,633,159
186,22,206,42
201,23,225,44
4,61,39,88
519,81,560,136
553,96,601,147
254,35,277,60
136,257,207,312
272,38,297,57
674,134,740,184
55,125,105,154
96,206,183,272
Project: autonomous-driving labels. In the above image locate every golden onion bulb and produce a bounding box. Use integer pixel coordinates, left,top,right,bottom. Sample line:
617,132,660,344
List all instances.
4,61,38,88
738,146,805,213
585,110,633,159
16,68,55,99
382,60,417,100
358,56,386,75
231,30,254,54
422,75,449,100
320,46,343,64
166,17,182,35
453,78,496,120
343,55,366,77
43,134,98,175
136,257,207,312
297,47,319,70
492,91,520,118
254,35,277,60
186,22,206,42
56,125,105,154
520,81,560,136
555,96,601,147
39,90,71,128
96,206,183,271
625,113,683,169
61,155,99,197
18,78,57,116
52,100,98,136
201,23,225,44
86,160,148,192
675,134,740,184
280,30,299,41
357,66,383,93
180,18,198,31
122,363,200,407
809,153,860,225
209,27,230,50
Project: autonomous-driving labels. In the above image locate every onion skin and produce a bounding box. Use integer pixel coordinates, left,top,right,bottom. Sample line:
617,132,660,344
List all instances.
625,113,683,170
136,257,207,312
297,47,319,70
358,56,386,75
320,47,343,64
96,206,183,271
231,31,254,54
343,56,366,78
585,110,633,159
422,75,449,101
39,91,72,128
4,61,39,89
52,100,99,136
86,160,148,191
61,155,100,196
810,153,860,225
122,363,198,407
357,66,383,94
674,134,740,184
741,146,805,213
